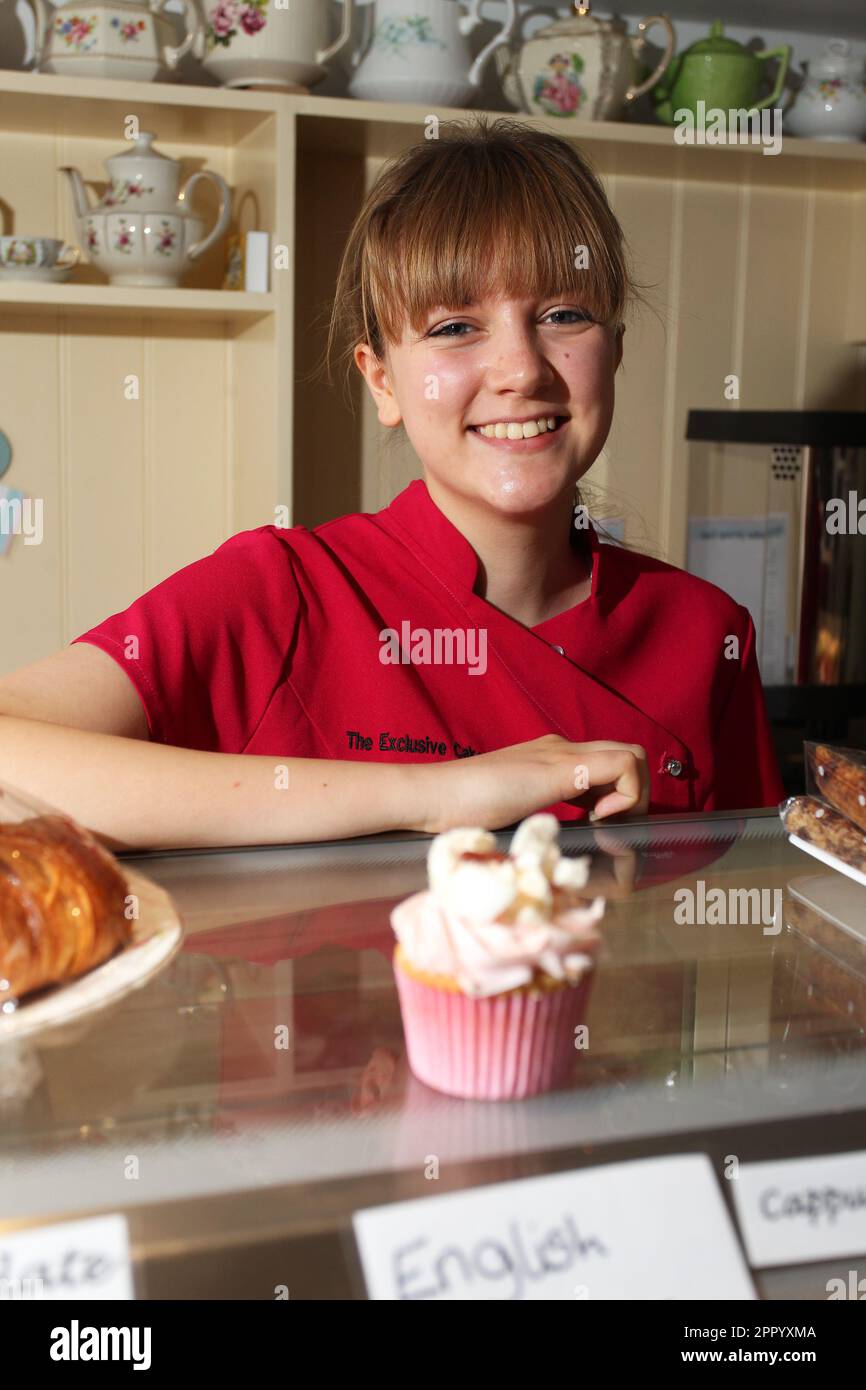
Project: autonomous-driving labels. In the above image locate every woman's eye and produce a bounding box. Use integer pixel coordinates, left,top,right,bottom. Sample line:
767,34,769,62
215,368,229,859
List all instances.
428,321,473,338
428,309,592,337
544,309,592,325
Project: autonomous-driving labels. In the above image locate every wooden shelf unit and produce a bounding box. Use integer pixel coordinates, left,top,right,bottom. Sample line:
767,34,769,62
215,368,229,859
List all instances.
0,69,864,672
0,283,275,322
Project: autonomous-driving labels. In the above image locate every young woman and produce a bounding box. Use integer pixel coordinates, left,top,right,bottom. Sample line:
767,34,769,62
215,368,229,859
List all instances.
0,117,783,851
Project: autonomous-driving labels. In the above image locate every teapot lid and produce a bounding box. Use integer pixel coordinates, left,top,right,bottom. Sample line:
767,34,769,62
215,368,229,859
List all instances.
535,1,625,40
684,20,751,58
810,38,863,79
107,132,175,168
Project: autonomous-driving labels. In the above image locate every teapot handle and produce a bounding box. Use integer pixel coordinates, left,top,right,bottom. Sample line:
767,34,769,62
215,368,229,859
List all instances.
349,0,375,70
492,4,555,111
751,45,791,111
22,0,50,70
317,0,354,66
460,0,518,89
181,170,232,263
151,0,206,69
625,14,675,103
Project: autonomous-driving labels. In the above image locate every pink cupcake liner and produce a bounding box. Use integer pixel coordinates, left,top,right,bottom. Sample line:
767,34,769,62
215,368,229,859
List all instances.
393,955,594,1101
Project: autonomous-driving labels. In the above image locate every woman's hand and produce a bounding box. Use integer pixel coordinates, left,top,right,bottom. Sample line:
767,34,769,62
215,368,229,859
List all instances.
582,828,641,899
412,734,649,835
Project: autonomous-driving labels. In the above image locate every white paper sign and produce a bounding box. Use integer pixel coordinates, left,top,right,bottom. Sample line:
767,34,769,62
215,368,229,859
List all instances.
687,513,790,683
732,1150,866,1269
0,1215,133,1300
354,1154,755,1300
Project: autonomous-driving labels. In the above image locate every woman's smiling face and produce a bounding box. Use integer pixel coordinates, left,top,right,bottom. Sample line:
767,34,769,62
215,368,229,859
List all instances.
356,294,623,518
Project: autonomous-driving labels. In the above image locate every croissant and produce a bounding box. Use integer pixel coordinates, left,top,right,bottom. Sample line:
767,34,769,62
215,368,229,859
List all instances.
0,814,132,1006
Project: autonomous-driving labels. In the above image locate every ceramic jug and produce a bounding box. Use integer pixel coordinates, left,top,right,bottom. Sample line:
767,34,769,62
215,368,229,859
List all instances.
785,39,866,142
25,0,201,81
61,132,232,288
651,20,790,125
495,0,674,124
348,0,517,108
192,0,354,90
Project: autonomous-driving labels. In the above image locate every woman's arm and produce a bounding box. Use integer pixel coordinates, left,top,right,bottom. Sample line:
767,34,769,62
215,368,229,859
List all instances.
0,646,648,850
0,645,420,848
0,710,424,851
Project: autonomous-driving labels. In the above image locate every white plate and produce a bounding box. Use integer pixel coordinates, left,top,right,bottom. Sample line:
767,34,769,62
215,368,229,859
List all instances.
0,867,183,1043
0,264,75,283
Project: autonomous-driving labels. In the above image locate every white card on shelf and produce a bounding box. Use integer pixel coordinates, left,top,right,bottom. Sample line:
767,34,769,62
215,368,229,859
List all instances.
244,231,270,293
0,1214,133,1299
731,1150,866,1269
353,1153,755,1300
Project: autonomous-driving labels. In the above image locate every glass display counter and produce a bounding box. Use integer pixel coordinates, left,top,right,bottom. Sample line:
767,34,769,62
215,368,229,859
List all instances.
1,809,864,1300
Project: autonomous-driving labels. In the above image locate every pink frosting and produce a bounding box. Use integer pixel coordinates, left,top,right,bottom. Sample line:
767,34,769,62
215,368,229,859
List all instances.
391,815,605,997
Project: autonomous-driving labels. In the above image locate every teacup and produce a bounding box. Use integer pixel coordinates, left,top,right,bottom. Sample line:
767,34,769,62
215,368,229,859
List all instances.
0,237,80,269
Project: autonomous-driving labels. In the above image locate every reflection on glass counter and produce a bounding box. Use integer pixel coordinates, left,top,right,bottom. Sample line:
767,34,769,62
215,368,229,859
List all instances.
1,812,864,1236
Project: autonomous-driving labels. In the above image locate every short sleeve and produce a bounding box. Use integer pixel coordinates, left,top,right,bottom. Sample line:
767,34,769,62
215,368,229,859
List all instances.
704,606,785,811
71,527,300,753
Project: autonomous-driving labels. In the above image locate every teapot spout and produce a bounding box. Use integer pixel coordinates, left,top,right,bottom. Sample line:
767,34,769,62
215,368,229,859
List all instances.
59,166,94,222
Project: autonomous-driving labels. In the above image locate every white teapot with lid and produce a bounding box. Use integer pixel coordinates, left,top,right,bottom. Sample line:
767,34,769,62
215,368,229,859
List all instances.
785,39,866,142
495,0,674,124
61,133,232,288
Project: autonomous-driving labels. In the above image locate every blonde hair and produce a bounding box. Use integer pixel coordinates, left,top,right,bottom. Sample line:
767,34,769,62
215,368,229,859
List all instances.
323,114,653,402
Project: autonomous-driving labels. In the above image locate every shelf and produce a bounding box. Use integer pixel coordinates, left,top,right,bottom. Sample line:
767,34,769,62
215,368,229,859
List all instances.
0,282,275,322
293,90,866,156
292,93,866,190
1,72,865,187
0,69,280,143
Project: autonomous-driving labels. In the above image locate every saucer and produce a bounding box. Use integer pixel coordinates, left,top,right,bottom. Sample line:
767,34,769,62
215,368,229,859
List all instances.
0,264,75,283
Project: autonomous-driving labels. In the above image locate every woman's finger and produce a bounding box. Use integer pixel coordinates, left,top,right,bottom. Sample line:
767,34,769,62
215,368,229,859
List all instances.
574,747,645,816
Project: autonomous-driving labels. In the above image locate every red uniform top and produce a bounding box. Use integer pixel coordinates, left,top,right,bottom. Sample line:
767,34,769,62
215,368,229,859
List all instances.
72,478,784,818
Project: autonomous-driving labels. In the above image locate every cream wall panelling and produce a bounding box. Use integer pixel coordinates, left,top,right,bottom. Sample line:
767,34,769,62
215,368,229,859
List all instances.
1,72,864,674
0,73,294,673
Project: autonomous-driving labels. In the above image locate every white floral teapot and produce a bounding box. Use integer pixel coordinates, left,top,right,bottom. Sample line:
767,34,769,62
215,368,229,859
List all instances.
192,0,354,91
20,0,203,82
495,0,674,124
61,132,231,288
786,39,866,142
348,0,517,107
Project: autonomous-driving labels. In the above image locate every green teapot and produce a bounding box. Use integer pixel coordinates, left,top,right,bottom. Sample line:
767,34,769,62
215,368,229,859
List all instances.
651,20,790,124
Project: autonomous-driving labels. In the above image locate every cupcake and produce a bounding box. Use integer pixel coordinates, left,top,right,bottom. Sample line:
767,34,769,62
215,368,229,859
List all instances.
391,814,605,1100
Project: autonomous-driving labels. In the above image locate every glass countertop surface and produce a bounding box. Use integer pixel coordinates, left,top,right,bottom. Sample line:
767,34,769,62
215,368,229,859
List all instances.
1,810,865,1223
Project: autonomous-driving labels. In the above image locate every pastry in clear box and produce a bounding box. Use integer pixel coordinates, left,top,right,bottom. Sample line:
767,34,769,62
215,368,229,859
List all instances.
807,744,866,833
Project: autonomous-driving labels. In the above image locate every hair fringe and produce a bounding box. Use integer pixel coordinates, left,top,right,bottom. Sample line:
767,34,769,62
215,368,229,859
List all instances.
309,115,664,409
